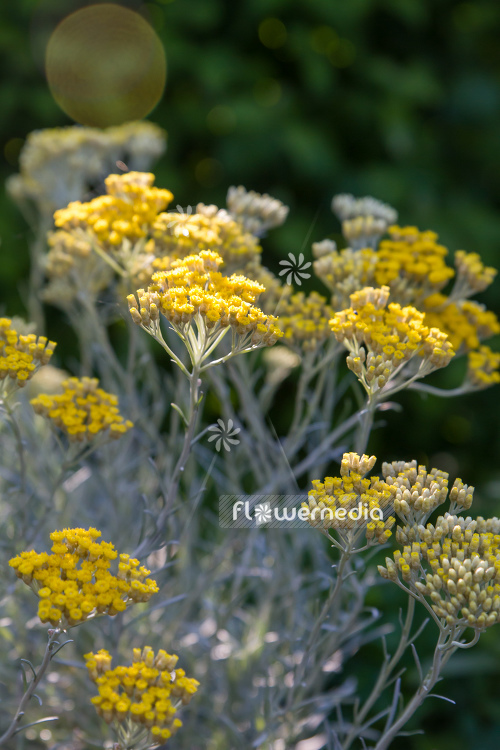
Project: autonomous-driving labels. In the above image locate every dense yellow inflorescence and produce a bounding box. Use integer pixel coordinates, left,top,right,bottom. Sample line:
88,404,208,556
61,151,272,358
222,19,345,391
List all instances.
314,210,500,388
127,250,283,352
303,452,396,544
424,296,500,352
467,346,500,389
374,226,455,305
329,286,454,397
85,646,199,745
30,376,133,442
9,528,158,628
54,172,173,250
0,318,56,392
278,291,335,353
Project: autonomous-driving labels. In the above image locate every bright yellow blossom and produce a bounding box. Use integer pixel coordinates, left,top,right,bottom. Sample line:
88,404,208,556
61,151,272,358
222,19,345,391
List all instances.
303,452,396,544
467,346,500,389
127,250,282,368
30,376,133,442
0,318,56,394
54,171,173,250
278,291,335,353
329,286,454,397
85,646,199,747
9,528,158,628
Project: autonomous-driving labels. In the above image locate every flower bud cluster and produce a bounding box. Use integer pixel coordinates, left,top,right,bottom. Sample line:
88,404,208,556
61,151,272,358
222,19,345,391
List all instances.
412,514,500,629
6,122,166,215
454,250,497,295
0,318,56,392
332,194,398,250
382,460,450,526
85,646,199,744
30,376,133,442
9,528,158,628
226,185,289,236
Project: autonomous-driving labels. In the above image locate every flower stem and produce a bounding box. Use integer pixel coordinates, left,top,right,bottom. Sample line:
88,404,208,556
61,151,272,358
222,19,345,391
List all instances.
0,629,61,747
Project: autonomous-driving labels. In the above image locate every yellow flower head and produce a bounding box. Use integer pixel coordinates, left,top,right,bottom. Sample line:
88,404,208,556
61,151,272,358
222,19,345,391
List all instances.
85,646,199,745
127,251,283,365
303,452,396,544
374,226,455,305
278,290,335,354
0,318,56,394
30,376,133,442
330,286,454,397
424,296,500,353
9,528,158,628
54,171,173,250
467,345,500,390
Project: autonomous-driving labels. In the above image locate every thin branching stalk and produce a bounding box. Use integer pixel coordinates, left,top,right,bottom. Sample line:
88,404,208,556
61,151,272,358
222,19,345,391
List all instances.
0,628,61,747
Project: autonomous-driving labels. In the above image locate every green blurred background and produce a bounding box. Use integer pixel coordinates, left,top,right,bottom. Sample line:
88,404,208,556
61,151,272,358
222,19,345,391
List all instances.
1,0,500,747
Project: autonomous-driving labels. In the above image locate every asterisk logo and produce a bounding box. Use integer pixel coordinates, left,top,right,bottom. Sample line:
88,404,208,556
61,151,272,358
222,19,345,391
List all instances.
166,205,194,237
208,419,241,452
278,252,311,286
254,502,272,525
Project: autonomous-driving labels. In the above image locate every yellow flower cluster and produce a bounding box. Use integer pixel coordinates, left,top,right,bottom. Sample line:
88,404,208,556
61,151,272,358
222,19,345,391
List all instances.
316,210,500,389
278,291,334,353
303,452,396,544
0,318,56,393
467,346,500,389
152,202,262,272
374,226,455,305
85,646,199,745
424,296,500,352
9,528,158,628
329,286,454,397
30,376,133,442
127,251,283,355
54,172,173,250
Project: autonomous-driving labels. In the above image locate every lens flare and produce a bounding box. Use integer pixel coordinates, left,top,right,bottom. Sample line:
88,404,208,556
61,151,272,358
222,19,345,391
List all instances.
45,4,166,127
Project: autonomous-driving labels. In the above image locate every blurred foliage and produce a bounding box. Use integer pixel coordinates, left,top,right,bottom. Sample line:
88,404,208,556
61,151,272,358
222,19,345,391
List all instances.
1,0,500,747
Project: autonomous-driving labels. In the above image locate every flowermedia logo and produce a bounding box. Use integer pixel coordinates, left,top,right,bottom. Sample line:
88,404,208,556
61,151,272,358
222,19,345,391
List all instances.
208,419,241,452
219,495,389,529
278,252,311,286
